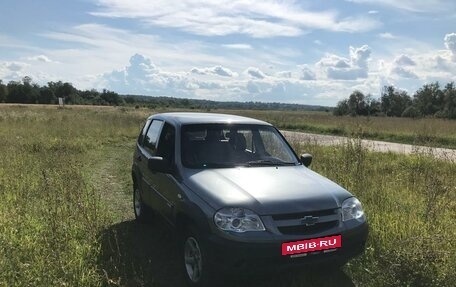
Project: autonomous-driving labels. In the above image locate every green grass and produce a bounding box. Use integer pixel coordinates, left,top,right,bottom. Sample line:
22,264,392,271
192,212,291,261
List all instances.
289,138,456,286
0,105,454,286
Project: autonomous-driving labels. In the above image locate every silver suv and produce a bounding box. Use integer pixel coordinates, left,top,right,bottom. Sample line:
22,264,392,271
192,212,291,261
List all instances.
132,112,368,286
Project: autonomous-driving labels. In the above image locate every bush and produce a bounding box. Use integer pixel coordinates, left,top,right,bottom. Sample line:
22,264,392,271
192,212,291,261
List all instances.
402,106,421,118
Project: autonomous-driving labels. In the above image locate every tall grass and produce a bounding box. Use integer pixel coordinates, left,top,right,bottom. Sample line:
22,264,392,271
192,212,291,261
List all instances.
290,137,456,286
0,105,454,286
0,106,145,286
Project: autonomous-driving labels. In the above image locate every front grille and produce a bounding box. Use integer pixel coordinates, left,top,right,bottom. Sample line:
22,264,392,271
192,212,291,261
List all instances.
277,220,339,235
272,208,338,221
272,208,340,236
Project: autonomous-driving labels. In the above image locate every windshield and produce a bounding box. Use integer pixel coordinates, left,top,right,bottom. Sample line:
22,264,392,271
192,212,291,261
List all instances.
181,124,298,168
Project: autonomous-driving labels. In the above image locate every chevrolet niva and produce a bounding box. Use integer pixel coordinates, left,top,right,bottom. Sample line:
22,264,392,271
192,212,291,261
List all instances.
131,112,368,286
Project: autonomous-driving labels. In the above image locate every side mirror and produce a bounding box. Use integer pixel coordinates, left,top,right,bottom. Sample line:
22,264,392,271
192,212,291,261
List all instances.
300,153,313,167
148,156,172,173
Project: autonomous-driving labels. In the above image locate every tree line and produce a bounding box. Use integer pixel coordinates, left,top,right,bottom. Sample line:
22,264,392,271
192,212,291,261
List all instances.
0,77,123,106
334,82,456,119
0,76,327,111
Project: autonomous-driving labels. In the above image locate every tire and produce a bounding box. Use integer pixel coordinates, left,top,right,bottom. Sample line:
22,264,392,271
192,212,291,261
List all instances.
133,185,153,223
181,226,215,287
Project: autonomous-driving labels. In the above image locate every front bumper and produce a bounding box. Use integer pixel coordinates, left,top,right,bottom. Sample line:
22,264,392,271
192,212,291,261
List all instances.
205,221,368,272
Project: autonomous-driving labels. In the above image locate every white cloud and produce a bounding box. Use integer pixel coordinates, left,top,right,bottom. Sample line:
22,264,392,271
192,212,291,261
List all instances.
27,55,53,63
101,54,194,95
299,65,316,80
276,71,292,78
190,68,208,76
41,24,232,71
347,0,456,13
390,66,418,79
378,34,456,85
331,16,380,33
221,44,252,50
214,66,235,77
246,80,261,93
194,81,223,90
350,45,371,68
385,33,456,83
378,32,396,39
444,33,456,61
30,23,247,89
394,54,416,66
379,54,419,81
245,67,266,79
190,65,237,77
435,55,454,71
6,62,28,72
91,0,381,37
317,45,371,80
0,61,29,80
368,10,379,14
97,53,377,105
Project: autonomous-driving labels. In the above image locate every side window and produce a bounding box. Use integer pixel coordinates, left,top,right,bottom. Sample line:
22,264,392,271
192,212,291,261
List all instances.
143,120,164,155
156,123,176,161
138,119,151,144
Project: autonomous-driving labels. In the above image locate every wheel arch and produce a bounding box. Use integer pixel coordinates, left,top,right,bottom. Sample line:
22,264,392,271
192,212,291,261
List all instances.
175,204,212,237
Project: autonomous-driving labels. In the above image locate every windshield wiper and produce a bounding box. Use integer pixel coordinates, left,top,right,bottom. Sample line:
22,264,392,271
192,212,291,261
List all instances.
246,159,295,167
200,163,235,168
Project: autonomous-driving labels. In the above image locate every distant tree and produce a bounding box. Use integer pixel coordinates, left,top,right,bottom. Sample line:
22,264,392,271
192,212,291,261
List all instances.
6,81,26,103
347,90,368,116
368,98,381,116
48,81,78,103
27,79,41,104
333,99,349,116
61,82,76,98
380,86,412,117
401,106,420,118
3,75,456,118
101,89,122,105
4,77,39,103
125,96,135,104
22,76,32,85
413,82,444,116
0,80,6,102
442,82,456,119
38,86,56,104
181,98,190,107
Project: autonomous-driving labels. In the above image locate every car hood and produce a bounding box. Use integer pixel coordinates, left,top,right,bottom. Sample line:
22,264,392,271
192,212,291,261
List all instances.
183,165,352,215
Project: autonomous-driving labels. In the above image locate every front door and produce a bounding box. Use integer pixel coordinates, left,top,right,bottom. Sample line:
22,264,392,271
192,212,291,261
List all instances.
152,123,180,223
140,119,165,211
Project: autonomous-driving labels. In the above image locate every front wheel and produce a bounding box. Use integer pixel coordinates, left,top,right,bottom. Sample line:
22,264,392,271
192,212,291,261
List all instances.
133,185,152,222
181,226,214,287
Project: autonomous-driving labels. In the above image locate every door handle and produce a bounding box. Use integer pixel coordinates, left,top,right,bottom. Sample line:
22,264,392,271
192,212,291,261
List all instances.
136,155,142,161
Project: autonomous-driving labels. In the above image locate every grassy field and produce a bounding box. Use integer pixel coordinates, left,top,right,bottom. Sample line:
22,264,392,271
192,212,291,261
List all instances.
219,109,456,149
0,105,455,287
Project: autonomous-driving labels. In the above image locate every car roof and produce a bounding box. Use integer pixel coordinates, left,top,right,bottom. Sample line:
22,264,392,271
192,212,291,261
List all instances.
149,112,271,126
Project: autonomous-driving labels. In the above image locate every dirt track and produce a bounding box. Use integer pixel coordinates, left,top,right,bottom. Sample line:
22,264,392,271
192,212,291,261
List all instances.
281,130,456,161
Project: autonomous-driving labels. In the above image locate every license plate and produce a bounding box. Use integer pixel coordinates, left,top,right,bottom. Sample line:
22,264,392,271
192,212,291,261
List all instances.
281,235,342,256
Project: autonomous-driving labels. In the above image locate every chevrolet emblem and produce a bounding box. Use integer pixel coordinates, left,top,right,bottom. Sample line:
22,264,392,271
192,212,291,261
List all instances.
301,215,319,226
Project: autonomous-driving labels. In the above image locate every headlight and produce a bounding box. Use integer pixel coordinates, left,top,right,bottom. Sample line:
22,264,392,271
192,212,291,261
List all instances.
342,197,364,221
214,207,265,232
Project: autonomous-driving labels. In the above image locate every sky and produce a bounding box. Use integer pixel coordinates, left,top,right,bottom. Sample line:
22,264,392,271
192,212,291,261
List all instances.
0,0,455,106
